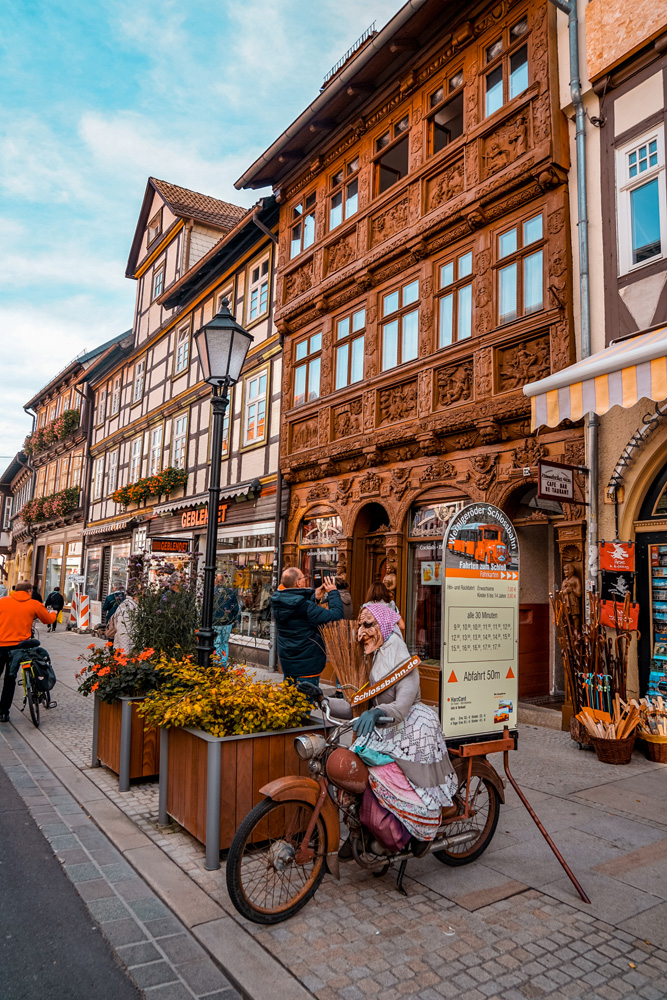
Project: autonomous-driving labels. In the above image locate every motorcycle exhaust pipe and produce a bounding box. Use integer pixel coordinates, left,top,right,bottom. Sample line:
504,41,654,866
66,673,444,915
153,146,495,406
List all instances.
429,830,479,852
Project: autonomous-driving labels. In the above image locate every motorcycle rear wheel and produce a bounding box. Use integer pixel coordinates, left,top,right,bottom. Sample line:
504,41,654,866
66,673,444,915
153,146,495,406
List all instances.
226,797,327,924
433,776,500,866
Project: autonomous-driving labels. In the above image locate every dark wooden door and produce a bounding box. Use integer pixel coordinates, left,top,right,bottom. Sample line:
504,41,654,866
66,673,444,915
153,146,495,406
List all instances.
518,603,550,698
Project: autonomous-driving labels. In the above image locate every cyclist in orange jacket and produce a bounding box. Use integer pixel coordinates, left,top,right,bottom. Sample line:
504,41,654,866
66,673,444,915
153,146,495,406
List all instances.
0,582,56,721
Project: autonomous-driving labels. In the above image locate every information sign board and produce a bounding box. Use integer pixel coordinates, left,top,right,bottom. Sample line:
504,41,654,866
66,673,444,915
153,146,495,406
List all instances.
442,503,519,739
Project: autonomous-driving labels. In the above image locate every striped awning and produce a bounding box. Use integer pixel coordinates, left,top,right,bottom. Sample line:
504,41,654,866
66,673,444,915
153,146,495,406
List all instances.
524,327,667,430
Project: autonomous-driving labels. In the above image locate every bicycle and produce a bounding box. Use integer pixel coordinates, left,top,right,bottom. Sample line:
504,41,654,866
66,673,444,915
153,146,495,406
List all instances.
17,645,57,729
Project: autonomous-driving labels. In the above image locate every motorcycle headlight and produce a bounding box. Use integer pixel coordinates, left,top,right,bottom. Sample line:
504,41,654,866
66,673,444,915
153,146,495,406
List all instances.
294,733,326,760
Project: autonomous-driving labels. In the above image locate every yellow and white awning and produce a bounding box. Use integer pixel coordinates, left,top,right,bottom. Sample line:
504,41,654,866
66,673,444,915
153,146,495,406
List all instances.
524,327,667,430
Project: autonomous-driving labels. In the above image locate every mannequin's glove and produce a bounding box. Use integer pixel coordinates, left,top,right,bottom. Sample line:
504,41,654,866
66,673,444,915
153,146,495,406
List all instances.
352,707,384,739
296,680,323,704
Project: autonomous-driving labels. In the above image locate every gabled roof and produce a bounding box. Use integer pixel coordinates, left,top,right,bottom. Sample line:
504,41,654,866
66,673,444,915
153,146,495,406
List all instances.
126,177,247,278
0,453,28,490
77,330,131,366
76,331,134,388
23,331,133,411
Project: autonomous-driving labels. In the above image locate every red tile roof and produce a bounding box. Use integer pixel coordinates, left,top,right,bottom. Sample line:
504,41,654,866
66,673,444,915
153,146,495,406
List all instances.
151,178,247,230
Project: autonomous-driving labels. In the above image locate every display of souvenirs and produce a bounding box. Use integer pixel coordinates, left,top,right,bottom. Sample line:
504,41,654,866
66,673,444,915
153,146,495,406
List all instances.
600,599,640,631
648,545,667,659
599,540,635,572
600,571,634,602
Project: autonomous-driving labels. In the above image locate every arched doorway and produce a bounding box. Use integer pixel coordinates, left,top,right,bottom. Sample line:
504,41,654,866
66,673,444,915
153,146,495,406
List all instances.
350,502,391,613
635,459,667,696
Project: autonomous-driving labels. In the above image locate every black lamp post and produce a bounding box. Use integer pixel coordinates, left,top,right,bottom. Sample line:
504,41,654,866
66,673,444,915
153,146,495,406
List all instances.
195,298,253,666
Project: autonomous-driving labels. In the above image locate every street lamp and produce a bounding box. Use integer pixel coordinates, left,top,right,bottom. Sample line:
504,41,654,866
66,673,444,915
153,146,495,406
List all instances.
195,299,253,666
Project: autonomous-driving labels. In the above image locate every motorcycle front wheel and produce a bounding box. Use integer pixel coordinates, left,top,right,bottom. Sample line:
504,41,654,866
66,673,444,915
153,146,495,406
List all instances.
226,797,327,924
433,776,500,866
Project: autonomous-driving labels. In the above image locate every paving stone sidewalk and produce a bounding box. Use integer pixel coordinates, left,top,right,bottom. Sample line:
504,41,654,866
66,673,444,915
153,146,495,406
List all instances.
7,628,667,1000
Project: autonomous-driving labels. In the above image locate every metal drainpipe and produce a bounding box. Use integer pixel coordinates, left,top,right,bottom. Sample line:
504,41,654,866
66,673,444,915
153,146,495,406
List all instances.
550,0,597,588
268,329,285,673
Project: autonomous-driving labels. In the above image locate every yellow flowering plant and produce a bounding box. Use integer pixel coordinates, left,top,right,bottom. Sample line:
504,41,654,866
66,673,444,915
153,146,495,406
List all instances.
136,656,312,738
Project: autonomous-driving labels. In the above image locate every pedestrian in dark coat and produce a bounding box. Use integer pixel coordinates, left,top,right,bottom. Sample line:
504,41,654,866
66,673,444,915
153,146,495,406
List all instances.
271,568,343,686
102,589,125,622
45,586,65,632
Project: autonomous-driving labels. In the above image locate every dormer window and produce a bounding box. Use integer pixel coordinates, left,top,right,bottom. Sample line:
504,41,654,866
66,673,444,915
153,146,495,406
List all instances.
147,211,162,247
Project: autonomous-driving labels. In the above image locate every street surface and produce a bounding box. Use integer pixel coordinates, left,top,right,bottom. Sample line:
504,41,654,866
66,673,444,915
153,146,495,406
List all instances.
2,628,667,1000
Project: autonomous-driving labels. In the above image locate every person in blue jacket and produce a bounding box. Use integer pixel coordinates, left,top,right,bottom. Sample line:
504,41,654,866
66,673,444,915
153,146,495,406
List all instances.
271,567,343,688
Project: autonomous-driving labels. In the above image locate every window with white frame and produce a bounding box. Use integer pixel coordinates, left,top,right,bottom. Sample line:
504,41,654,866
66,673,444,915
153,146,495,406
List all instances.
49,402,57,422
290,193,316,258
132,359,145,404
381,278,419,371
46,462,57,496
110,376,122,415
2,497,12,530
335,307,365,390
36,467,46,498
246,256,270,323
95,389,107,426
437,249,473,348
70,451,83,489
484,16,529,118
152,265,165,301
130,437,143,483
329,157,360,231
107,449,119,494
293,333,321,406
149,425,163,476
243,370,267,445
616,126,666,275
93,457,104,500
147,210,162,246
171,414,188,468
175,324,190,375
496,211,545,325
58,455,70,492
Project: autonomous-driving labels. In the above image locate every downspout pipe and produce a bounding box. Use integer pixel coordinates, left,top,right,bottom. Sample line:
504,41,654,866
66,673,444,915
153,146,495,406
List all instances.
549,0,598,589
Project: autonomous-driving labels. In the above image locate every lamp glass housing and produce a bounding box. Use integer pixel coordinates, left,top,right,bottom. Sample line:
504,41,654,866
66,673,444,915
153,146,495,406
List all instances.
195,299,253,387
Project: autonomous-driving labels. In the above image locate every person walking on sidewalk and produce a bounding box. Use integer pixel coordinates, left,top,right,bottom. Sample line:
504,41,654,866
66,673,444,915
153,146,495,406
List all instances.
44,586,64,632
0,581,56,721
271,568,343,691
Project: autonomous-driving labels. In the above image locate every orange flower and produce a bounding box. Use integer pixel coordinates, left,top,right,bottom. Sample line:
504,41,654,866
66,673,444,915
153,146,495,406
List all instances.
97,666,111,676
104,641,113,647
87,643,96,650
91,682,99,691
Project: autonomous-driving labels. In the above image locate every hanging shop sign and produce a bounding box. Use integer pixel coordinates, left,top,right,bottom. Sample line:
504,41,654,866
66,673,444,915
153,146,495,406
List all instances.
152,538,191,554
599,540,635,572
600,570,634,602
442,503,519,739
537,459,587,505
600,600,640,631
180,504,228,529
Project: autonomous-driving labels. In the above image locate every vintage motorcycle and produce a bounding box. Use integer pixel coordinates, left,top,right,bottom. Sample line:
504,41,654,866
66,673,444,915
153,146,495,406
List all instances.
226,696,505,924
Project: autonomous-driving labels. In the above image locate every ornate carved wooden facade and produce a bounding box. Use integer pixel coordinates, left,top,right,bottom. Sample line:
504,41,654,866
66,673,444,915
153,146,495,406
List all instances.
239,0,585,692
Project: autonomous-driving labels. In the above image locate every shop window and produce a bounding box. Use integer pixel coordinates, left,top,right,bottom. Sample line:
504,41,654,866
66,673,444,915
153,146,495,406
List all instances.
174,324,190,375
406,501,465,662
484,16,529,117
329,156,360,231
64,541,82,603
298,512,343,585
294,333,321,406
428,73,464,156
152,265,165,301
290,193,316,259
381,278,419,371
616,125,666,275
216,526,276,641
85,547,102,602
110,542,130,592
132,358,145,404
147,210,162,246
496,211,544,324
171,414,188,469
437,249,473,348
375,115,410,195
95,389,107,426
149,426,163,477
335,308,365,390
93,457,104,500
110,375,122,415
246,255,270,323
107,449,119,494
70,451,83,489
243,370,268,445
130,437,143,483
44,544,63,598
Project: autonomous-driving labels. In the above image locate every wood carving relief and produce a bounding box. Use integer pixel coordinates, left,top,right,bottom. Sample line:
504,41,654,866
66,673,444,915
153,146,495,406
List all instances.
426,160,464,212
417,370,431,417
497,334,550,392
284,261,314,302
419,459,456,483
363,390,375,431
326,232,356,274
291,418,318,453
435,362,473,408
359,470,381,495
370,198,409,247
332,398,362,440
474,250,492,336
482,113,530,178
475,346,493,398
378,380,417,425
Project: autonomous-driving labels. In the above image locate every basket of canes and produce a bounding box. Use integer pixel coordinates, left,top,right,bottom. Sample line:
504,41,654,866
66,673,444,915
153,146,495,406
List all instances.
575,694,640,765
637,696,667,763
319,619,369,717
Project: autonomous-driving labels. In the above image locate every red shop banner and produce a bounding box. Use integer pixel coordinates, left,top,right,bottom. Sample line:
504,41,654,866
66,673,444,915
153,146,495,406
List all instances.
600,600,639,632
599,541,635,573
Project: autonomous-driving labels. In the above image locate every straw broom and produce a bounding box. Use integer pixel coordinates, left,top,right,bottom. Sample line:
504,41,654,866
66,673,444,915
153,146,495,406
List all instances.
319,619,369,718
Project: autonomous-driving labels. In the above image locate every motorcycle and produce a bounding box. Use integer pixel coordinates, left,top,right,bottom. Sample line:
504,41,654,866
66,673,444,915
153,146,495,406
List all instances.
226,696,505,924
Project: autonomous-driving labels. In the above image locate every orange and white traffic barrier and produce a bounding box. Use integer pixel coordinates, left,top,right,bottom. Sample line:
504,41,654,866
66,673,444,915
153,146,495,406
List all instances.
70,591,78,624
78,594,90,629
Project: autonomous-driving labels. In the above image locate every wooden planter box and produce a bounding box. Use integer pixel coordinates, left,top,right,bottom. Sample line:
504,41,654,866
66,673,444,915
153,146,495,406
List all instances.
158,718,324,869
92,695,160,792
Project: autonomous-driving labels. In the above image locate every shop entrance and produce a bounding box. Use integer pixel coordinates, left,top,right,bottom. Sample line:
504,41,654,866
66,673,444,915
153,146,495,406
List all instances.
351,503,391,614
635,459,667,696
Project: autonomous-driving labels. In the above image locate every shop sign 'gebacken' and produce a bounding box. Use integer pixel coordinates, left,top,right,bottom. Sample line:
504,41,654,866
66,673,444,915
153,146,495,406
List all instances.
180,504,228,529
152,537,191,554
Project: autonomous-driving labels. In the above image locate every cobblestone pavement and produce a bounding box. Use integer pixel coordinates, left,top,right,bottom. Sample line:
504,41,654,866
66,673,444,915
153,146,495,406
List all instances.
8,629,667,1000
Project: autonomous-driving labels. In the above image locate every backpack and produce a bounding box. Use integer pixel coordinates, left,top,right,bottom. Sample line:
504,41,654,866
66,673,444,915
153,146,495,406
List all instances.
10,647,57,692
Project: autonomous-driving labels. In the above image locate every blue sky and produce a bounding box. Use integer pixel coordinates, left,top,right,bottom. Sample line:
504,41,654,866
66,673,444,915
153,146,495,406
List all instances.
0,0,398,458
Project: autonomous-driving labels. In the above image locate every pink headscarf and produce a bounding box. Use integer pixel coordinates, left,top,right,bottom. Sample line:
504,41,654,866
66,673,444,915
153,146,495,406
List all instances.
364,602,401,643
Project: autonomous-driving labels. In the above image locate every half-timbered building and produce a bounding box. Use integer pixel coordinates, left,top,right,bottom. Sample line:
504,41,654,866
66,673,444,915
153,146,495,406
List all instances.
237,0,585,698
